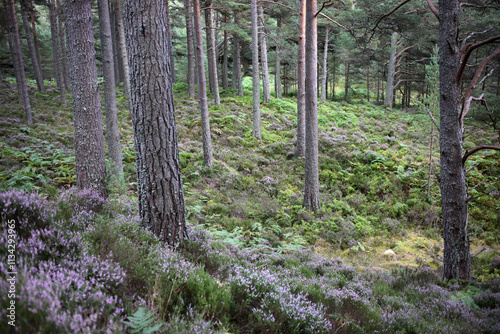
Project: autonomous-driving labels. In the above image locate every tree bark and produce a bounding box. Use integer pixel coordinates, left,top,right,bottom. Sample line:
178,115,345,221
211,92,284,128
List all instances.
20,0,44,92
275,15,282,99
193,0,214,168
303,0,320,212
56,0,69,90
5,0,32,126
251,0,262,139
165,0,176,84
29,1,42,77
49,0,65,105
109,4,120,84
367,61,370,102
113,0,131,98
4,0,23,104
258,5,270,104
385,31,397,107
124,0,187,245
320,24,329,101
222,15,228,90
97,0,123,177
204,0,219,104
231,12,243,96
64,0,108,198
439,0,470,280
344,61,350,102
295,0,306,157
184,0,196,98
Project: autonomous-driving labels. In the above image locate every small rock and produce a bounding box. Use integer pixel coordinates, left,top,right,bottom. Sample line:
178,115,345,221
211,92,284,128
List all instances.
383,249,396,257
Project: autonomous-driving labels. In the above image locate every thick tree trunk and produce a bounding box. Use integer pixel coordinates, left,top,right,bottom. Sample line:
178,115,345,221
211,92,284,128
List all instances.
192,0,214,168
204,1,220,104
97,0,123,177
5,0,32,125
320,24,329,101
222,15,228,90
385,31,397,107
165,0,176,84
275,16,282,99
124,0,187,245
295,0,306,157
231,12,243,96
304,0,320,212
20,0,44,92
113,0,131,98
49,0,65,105
251,0,261,138
439,0,470,280
258,6,270,104
57,0,69,90
64,0,108,198
184,0,196,98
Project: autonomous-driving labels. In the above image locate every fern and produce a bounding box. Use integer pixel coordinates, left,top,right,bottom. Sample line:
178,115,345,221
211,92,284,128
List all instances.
122,307,163,334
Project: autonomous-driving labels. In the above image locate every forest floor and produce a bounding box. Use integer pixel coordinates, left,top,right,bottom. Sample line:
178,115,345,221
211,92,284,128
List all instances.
1,78,499,333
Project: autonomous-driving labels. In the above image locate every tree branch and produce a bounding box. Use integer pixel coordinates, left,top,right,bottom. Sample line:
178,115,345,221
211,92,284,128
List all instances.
425,0,439,21
373,0,412,31
462,145,500,164
424,105,440,131
457,35,500,82
315,0,335,17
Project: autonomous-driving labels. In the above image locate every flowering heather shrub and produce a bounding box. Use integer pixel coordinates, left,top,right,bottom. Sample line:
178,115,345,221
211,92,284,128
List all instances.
161,306,218,334
56,187,109,222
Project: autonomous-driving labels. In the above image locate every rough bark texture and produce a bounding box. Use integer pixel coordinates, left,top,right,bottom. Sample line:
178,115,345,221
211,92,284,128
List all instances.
231,12,243,96
204,1,220,104
295,0,306,157
222,16,228,90
49,0,65,105
29,2,42,77
109,5,120,83
97,0,123,177
57,0,69,90
275,16,282,99
20,0,44,92
4,0,23,104
193,0,214,168
64,0,108,198
303,0,320,212
113,0,131,98
439,0,470,280
258,6,270,104
165,0,176,84
320,24,329,101
251,0,262,139
124,0,187,245
385,31,397,107
184,0,196,99
6,0,32,126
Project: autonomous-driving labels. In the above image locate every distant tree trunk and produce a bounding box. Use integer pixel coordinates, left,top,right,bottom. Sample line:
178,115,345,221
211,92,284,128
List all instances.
367,61,370,102
20,0,44,92
304,0,320,212
344,62,350,102
49,0,65,105
4,0,23,104
275,16,282,99
251,0,261,138
109,6,120,83
113,0,130,98
5,0,32,126
165,0,176,84
56,0,69,90
64,0,108,198
231,12,243,96
439,0,470,281
204,2,214,92
331,55,335,100
29,1,42,75
258,6,270,104
204,1,219,104
222,15,228,90
385,31,397,107
295,0,306,157
192,0,214,168
124,0,187,245
320,24,329,101
376,68,380,103
97,0,123,177
184,0,196,98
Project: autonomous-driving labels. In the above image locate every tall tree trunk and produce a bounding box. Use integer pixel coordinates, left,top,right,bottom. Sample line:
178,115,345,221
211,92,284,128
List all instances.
5,0,32,125
231,12,243,96
29,1,42,76
304,0,320,212
64,0,108,198
97,0,123,177
184,0,196,98
204,2,214,92
109,6,120,84
222,15,228,90
49,0,65,105
113,0,130,98
331,55,335,100
251,0,261,138
344,62,350,102
20,0,44,92
367,61,370,102
376,68,380,103
258,6,270,104
385,31,397,107
124,0,187,246
295,0,306,156
439,0,470,280
275,15,282,99
192,0,214,168
4,0,23,104
320,24,329,101
204,1,219,104
165,0,176,84
57,0,69,90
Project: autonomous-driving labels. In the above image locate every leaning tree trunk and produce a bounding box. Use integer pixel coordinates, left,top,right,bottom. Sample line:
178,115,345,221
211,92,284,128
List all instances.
49,0,65,105
20,0,44,92
124,0,187,246
192,0,214,168
320,24,329,101
231,12,243,96
251,0,262,139
258,6,270,104
222,16,228,90
275,16,282,99
5,0,32,125
64,0,108,198
304,0,320,212
97,0,123,177
184,0,196,98
204,1,219,104
295,0,306,157
113,0,130,98
439,0,470,280
57,0,69,90
385,31,397,107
